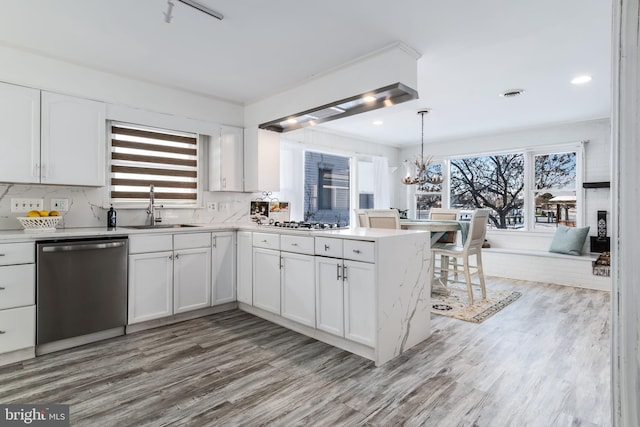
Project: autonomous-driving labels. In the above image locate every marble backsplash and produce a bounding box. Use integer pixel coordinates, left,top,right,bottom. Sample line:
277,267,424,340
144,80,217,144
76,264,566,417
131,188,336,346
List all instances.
0,183,258,230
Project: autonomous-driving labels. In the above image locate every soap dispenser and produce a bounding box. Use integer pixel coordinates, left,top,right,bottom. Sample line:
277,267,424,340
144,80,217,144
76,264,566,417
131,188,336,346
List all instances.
107,205,117,229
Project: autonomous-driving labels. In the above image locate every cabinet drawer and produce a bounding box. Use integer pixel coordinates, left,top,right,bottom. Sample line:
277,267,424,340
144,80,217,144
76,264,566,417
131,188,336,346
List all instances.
129,234,173,254
343,240,375,263
253,232,280,250
174,232,211,250
280,235,314,255
0,242,34,266
0,305,35,353
315,237,343,258
0,264,35,310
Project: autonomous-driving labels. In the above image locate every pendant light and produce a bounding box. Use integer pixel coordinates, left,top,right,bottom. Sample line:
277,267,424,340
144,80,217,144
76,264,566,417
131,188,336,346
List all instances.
402,109,442,191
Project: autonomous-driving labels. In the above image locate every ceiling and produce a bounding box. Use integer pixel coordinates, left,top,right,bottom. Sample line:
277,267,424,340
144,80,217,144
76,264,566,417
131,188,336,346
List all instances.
0,0,612,147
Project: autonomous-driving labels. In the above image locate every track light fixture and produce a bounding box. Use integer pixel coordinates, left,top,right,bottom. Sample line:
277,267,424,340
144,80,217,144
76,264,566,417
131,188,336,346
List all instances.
164,0,224,23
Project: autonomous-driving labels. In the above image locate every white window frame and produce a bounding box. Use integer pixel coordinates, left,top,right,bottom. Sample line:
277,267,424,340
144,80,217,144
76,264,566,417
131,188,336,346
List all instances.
444,142,584,233
108,121,202,209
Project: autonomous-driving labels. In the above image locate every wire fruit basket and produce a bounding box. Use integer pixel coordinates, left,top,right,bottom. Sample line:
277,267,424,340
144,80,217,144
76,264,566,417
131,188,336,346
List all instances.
17,216,61,232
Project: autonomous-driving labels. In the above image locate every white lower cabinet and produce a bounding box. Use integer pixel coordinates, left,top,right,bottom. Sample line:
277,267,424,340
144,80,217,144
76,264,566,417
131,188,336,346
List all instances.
245,234,376,350
0,242,36,365
128,232,212,324
315,239,376,347
343,260,375,346
174,247,211,314
252,247,281,314
0,306,36,354
212,232,236,305
281,252,315,327
315,257,344,336
236,231,253,304
128,251,174,323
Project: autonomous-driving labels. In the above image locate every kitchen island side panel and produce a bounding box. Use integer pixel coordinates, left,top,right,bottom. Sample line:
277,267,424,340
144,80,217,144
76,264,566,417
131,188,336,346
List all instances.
375,232,431,366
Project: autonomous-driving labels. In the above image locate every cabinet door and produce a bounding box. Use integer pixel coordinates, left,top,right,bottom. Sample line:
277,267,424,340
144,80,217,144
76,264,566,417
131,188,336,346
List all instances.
343,260,376,347
315,257,344,337
243,127,280,192
236,231,253,304
281,252,315,327
41,91,106,186
212,232,236,305
128,251,173,324
174,247,212,314
0,82,40,183
209,125,243,192
252,247,281,314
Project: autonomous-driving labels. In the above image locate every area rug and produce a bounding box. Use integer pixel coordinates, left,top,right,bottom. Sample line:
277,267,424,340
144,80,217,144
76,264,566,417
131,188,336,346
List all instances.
431,287,522,323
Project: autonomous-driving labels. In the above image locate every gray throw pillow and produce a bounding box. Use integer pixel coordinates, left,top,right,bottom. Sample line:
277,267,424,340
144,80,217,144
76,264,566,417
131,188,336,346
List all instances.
549,225,590,256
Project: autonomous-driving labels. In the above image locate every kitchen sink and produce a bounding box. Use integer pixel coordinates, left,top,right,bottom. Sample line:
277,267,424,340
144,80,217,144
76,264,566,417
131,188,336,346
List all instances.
126,224,201,230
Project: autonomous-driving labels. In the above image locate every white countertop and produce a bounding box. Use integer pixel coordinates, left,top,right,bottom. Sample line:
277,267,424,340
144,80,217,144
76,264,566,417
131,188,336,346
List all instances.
0,223,428,243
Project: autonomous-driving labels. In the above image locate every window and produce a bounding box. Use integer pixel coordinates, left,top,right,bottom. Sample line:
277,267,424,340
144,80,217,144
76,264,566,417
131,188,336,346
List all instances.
533,152,577,230
110,123,199,206
413,162,444,219
304,151,350,225
450,154,525,229
448,148,579,231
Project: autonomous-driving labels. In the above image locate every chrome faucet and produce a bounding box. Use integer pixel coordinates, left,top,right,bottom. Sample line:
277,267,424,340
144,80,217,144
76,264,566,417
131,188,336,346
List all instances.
147,185,157,226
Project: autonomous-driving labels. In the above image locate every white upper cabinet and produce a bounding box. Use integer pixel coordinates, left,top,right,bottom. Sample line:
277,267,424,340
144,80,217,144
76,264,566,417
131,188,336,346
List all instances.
0,82,41,183
209,125,244,192
0,84,106,186
41,91,106,186
243,127,280,192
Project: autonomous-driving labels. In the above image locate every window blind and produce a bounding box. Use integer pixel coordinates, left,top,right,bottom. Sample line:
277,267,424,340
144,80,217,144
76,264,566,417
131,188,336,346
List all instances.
110,124,198,203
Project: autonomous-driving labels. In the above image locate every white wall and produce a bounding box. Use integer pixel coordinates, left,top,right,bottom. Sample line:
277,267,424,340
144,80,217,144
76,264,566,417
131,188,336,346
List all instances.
398,118,611,250
0,44,257,230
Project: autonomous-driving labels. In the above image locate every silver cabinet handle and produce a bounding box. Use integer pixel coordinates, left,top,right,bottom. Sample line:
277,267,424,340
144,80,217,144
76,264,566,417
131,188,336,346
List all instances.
343,265,348,280
336,264,341,280
324,244,330,251
175,253,180,259
0,254,5,257
212,236,217,248
0,331,5,334
353,249,361,254
0,287,5,290
168,255,173,260
261,239,268,243
291,243,298,246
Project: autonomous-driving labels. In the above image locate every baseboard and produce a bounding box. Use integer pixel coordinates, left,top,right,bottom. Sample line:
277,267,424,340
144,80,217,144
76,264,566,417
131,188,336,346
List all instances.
126,302,238,334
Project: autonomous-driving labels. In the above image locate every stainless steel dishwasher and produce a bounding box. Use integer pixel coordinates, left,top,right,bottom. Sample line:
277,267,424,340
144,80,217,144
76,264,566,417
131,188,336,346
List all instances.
36,237,128,355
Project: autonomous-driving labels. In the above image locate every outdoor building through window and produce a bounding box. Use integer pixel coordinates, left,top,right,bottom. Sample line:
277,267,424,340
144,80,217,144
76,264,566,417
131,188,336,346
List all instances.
110,123,199,206
304,151,350,226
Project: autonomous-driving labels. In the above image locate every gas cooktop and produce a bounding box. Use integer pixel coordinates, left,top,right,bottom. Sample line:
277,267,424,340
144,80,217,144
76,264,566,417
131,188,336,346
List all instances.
259,220,346,231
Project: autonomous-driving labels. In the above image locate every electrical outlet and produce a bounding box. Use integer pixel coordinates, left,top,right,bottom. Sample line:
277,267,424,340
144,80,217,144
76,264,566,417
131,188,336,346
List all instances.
11,198,44,213
206,202,218,212
51,198,69,212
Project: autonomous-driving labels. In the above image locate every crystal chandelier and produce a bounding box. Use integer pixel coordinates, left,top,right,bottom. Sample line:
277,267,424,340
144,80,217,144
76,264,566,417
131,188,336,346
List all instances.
402,109,443,191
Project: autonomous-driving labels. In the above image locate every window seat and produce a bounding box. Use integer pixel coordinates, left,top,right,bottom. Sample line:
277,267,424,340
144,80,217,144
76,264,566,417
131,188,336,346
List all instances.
481,247,610,291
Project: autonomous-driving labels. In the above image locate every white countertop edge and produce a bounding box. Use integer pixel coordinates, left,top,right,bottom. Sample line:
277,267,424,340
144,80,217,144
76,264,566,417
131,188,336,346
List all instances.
0,223,427,243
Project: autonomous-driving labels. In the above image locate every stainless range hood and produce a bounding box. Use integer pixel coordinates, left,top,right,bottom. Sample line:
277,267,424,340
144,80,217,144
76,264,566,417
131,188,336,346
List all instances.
258,82,418,133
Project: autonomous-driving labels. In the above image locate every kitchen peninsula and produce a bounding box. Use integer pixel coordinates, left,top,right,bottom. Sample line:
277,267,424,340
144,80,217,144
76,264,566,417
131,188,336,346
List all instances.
0,225,431,368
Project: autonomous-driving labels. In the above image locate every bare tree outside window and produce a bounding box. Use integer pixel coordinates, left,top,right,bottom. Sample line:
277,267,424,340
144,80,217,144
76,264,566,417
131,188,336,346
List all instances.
450,154,525,229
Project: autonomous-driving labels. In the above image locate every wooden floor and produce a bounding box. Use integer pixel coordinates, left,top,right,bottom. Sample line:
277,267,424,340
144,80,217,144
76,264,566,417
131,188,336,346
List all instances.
0,277,611,426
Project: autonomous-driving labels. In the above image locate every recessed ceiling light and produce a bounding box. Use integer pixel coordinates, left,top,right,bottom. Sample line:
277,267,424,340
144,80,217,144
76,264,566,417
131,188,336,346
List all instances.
287,118,298,124
373,120,383,126
500,88,525,98
571,75,592,85
363,95,376,103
